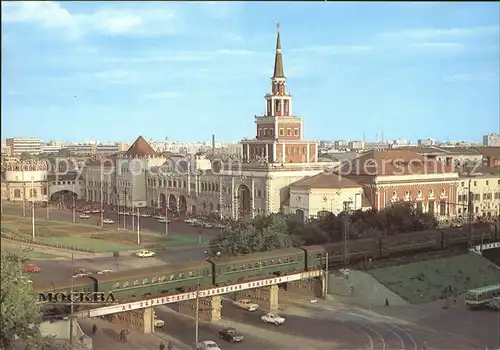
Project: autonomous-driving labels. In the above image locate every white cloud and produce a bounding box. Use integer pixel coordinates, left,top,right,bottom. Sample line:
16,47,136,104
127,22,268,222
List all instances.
92,69,140,84
376,26,499,41
199,2,242,19
290,45,373,55
140,92,185,100
103,49,260,64
1,1,179,39
444,72,498,83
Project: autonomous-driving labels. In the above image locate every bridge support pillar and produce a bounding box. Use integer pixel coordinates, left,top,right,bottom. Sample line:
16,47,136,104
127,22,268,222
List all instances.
269,284,279,312
211,295,222,322
143,306,153,334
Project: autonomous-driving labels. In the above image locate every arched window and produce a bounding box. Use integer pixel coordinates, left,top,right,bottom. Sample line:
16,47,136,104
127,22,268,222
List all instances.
14,189,21,198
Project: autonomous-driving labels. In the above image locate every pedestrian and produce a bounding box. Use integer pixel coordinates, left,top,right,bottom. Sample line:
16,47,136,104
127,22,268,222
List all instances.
159,341,165,350
385,298,389,306
92,323,97,335
167,341,173,350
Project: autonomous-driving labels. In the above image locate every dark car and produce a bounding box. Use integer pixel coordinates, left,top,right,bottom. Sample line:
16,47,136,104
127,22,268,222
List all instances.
217,328,244,343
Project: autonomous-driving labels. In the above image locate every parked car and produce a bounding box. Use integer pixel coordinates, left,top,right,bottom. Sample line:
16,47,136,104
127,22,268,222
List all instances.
196,341,222,350
102,219,114,224
73,269,92,278
261,313,285,325
140,213,151,218
233,299,259,312
25,264,40,273
157,218,170,223
184,218,195,224
97,269,113,275
136,250,155,258
217,328,244,342
202,223,214,229
79,214,90,219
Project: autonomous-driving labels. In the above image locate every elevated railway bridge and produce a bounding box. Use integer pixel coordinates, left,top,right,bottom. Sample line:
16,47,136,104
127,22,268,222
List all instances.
65,270,323,334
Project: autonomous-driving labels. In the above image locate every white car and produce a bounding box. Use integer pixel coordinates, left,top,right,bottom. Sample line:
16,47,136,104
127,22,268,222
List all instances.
79,214,90,219
157,218,170,223
97,269,113,275
154,317,164,328
184,218,195,224
140,213,151,218
196,341,222,350
233,299,259,311
102,219,114,224
136,250,155,258
261,313,285,325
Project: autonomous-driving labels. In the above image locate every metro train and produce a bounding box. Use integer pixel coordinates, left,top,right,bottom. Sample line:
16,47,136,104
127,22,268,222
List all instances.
34,225,497,308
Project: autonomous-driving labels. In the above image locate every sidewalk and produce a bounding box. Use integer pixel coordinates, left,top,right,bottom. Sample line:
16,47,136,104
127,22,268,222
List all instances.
78,317,191,350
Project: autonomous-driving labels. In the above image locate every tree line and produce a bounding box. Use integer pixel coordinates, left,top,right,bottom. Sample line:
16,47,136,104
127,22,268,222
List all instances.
1,250,70,350
210,202,438,256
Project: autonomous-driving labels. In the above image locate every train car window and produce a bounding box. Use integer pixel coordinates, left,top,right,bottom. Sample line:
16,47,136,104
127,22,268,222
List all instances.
277,258,282,264
159,276,166,282
142,278,148,285
216,268,221,274
152,278,158,283
170,274,175,281
133,280,140,286
283,258,288,263
113,282,120,288
124,282,130,287
178,273,184,279
189,271,194,277
270,259,275,265
261,261,267,266
232,266,237,271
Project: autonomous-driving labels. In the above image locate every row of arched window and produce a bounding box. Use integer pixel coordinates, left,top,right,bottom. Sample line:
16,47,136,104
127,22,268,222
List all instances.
13,189,38,198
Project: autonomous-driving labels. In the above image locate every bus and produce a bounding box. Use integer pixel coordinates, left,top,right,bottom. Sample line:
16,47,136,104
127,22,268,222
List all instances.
465,284,500,309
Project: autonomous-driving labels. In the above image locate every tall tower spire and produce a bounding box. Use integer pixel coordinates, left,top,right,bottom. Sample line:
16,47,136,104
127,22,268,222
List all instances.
273,22,284,78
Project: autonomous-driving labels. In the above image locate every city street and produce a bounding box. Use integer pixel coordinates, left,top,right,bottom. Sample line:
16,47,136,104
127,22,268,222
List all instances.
1,204,221,242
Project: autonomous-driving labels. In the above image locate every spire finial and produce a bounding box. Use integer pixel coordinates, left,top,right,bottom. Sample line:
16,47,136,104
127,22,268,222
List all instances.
273,22,284,78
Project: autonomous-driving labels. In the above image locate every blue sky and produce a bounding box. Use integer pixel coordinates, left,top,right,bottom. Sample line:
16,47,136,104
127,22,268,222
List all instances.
2,2,499,143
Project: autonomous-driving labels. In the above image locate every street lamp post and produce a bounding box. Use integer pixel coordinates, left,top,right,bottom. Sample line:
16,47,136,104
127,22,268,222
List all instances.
31,178,35,240
195,251,221,346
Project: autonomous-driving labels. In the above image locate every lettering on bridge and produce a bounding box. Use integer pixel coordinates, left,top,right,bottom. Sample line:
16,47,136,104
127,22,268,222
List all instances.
88,270,321,317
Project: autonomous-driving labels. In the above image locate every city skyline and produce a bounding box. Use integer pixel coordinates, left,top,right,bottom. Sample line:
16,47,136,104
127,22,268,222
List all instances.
2,2,499,142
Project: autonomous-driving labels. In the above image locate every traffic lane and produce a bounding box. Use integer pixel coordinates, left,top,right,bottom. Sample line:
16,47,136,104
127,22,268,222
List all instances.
418,306,500,349
219,298,427,349
155,305,277,350
3,206,220,241
220,299,351,343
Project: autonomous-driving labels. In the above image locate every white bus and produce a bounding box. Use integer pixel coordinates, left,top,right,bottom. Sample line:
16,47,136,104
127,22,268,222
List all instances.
465,284,500,308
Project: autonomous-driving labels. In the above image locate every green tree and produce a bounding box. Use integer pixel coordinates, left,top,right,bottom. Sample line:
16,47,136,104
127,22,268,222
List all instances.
0,251,68,349
19,152,32,161
210,214,293,255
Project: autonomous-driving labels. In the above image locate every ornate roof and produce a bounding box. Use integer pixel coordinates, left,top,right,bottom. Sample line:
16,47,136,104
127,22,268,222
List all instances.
124,136,157,158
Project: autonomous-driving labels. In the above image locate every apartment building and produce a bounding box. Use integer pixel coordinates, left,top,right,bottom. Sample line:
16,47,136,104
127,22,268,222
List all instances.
456,168,500,218
5,137,43,156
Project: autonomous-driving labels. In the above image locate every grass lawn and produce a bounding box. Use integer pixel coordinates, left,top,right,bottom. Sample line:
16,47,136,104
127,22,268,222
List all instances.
370,253,500,304
2,214,199,253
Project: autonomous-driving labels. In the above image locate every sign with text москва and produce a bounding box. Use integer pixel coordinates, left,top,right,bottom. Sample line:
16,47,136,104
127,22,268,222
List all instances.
38,292,117,305
87,270,322,317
